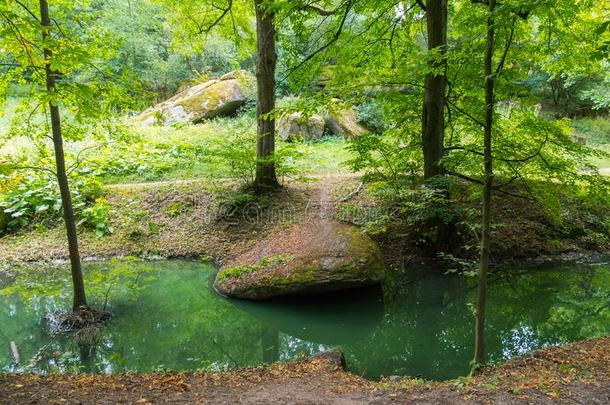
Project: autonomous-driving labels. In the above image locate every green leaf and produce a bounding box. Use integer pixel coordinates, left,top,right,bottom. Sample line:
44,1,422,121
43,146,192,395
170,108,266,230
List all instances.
35,204,49,212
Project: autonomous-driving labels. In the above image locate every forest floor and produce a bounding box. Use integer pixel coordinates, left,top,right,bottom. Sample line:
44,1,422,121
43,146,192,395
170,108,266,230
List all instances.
1,336,609,404
0,174,608,269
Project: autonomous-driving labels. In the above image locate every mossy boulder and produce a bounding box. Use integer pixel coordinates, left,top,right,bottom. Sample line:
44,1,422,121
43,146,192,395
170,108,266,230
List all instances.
278,112,325,142
135,70,255,126
316,65,336,90
214,221,385,299
324,102,366,139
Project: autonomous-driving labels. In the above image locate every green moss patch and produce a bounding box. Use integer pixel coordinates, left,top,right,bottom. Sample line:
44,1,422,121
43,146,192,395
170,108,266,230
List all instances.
217,254,293,281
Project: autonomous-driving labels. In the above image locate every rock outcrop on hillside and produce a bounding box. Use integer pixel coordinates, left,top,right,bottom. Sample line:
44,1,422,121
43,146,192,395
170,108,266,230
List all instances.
135,70,255,126
278,112,325,142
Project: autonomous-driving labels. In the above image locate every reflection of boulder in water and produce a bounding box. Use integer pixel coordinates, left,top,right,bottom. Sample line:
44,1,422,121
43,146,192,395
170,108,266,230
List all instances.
232,286,383,345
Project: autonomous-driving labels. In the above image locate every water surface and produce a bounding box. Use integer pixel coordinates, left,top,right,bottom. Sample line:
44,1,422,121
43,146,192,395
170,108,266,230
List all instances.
0,259,608,380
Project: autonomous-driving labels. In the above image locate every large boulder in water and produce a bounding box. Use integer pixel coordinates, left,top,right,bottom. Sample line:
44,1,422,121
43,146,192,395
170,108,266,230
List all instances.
214,221,385,300
278,112,325,142
135,70,255,126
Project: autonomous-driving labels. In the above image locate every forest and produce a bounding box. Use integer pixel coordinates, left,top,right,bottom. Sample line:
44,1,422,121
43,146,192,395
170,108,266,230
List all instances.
0,0,609,403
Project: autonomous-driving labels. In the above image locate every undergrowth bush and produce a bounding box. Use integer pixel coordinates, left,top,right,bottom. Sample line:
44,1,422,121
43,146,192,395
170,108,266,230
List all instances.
356,101,387,134
211,129,305,186
78,142,207,182
0,173,111,236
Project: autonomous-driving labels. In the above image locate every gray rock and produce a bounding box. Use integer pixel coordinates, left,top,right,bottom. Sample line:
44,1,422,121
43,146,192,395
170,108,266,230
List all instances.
324,106,366,139
278,112,325,142
134,70,255,126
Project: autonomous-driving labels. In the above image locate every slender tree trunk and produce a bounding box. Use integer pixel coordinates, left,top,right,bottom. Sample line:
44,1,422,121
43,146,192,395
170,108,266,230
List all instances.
422,0,448,179
254,0,280,190
39,0,87,311
473,0,496,371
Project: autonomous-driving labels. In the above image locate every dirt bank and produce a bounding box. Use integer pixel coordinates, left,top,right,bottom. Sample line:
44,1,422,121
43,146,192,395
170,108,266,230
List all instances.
0,177,607,267
1,336,608,404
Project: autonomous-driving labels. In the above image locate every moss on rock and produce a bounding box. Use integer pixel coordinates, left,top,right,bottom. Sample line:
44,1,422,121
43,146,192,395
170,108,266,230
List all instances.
324,101,366,139
214,221,385,300
134,70,255,126
278,112,325,142
217,254,293,281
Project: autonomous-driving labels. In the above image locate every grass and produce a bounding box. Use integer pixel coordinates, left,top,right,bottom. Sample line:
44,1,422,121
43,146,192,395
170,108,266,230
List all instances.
570,117,610,173
2,94,354,186
99,115,354,184
1,99,341,189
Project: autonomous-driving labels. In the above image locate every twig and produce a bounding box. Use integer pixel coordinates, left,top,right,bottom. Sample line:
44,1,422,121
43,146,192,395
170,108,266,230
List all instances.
283,0,353,79
339,181,364,202
15,165,57,176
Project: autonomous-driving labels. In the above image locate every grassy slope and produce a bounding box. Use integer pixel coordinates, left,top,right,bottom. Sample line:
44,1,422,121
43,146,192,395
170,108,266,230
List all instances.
0,172,607,265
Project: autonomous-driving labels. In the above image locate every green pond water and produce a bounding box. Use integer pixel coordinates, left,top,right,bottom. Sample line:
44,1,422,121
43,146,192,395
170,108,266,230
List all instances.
0,259,609,380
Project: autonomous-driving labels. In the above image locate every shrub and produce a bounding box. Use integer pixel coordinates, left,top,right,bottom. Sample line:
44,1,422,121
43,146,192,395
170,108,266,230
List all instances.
211,128,305,186
78,198,113,237
0,173,108,235
78,142,207,182
571,118,610,146
356,101,387,134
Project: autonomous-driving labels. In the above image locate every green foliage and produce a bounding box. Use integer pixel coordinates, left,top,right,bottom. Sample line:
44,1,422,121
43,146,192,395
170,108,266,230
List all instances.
217,255,292,281
0,0,142,240
346,131,422,184
97,0,245,101
164,201,193,218
0,1,141,126
571,118,610,146
80,141,207,183
210,118,305,186
356,101,387,134
157,0,256,60
400,177,461,229
0,173,107,234
79,198,113,237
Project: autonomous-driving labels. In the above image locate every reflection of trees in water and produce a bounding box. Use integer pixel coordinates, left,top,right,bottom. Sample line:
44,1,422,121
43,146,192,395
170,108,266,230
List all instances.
277,334,328,361
1,262,266,373
343,273,474,379
540,267,610,338
342,265,610,380
2,261,609,379
261,327,279,363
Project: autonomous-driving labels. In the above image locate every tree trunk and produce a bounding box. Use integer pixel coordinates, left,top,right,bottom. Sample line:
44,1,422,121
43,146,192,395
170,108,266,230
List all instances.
473,0,496,372
254,0,280,190
39,0,87,311
422,0,448,180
